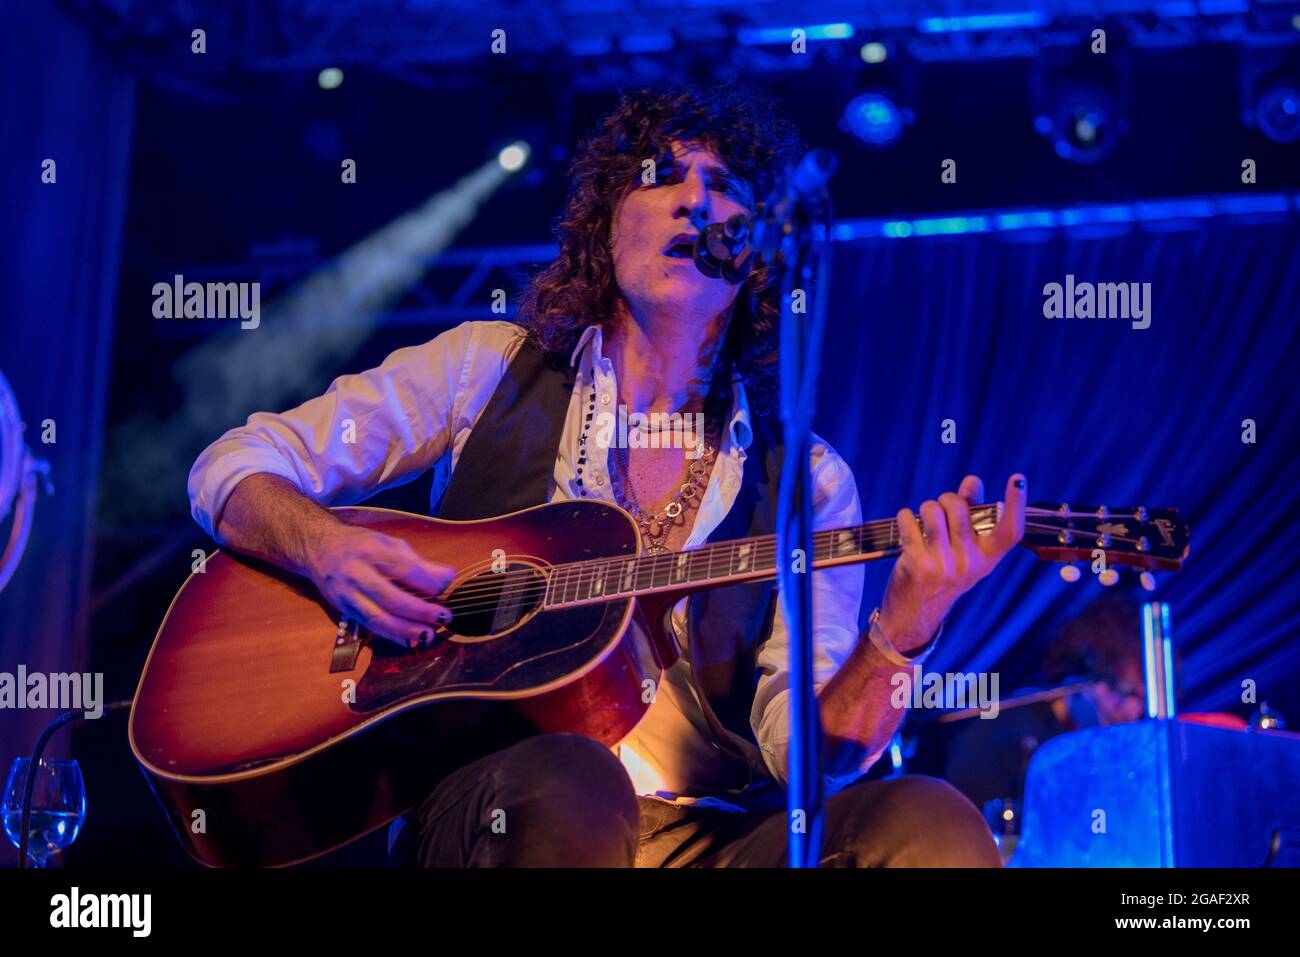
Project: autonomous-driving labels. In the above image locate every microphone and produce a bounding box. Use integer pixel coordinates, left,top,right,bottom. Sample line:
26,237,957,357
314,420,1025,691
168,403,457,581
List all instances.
693,214,752,283
692,148,838,285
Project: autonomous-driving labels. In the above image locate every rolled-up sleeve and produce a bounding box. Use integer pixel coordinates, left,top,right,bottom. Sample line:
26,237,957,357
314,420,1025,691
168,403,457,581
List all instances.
187,319,519,541
750,441,872,791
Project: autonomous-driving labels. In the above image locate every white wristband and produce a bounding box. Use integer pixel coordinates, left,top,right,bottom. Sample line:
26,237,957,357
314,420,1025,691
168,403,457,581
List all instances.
867,607,940,667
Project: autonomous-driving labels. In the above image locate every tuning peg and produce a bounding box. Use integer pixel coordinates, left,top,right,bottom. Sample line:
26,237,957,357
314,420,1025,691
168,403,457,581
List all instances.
1139,571,1156,591
1059,564,1081,583
1098,568,1120,587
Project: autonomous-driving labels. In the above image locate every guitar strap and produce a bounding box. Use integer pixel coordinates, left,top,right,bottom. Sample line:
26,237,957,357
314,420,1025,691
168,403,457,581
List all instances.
434,327,786,798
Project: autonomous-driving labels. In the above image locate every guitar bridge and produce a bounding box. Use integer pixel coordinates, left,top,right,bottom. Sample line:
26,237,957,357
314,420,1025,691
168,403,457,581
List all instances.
329,616,364,673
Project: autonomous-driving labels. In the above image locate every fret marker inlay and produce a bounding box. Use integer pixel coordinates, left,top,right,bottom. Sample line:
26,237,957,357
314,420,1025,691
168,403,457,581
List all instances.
737,544,752,572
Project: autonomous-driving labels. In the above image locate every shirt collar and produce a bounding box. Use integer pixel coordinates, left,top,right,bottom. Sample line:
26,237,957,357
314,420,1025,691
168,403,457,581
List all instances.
570,322,753,451
727,372,754,451
568,323,604,368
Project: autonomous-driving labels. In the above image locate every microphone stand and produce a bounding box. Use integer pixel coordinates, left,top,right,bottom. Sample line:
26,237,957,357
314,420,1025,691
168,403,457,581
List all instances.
695,152,838,866
765,173,835,869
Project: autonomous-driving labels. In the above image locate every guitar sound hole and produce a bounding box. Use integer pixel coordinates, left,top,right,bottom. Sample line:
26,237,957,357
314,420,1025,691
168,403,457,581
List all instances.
444,563,547,637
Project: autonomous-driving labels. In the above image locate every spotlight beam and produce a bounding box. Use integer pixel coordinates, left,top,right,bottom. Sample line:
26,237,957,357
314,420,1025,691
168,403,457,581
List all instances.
101,154,518,527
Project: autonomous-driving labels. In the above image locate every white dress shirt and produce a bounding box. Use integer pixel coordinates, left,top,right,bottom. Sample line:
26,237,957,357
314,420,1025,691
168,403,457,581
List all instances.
188,319,878,807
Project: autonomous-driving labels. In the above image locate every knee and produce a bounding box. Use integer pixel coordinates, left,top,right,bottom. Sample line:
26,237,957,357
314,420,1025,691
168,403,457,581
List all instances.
826,775,1001,868
499,734,636,812
418,733,639,867
489,734,638,842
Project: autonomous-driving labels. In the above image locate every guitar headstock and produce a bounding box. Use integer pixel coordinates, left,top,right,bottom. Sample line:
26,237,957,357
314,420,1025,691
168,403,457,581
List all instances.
1019,503,1189,572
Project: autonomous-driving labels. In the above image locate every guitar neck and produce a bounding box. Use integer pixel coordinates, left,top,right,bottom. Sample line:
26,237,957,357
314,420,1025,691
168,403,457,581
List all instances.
542,503,1003,610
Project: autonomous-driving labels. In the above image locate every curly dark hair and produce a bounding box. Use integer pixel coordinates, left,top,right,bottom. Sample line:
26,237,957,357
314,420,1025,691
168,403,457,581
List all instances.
516,84,804,417
1042,595,1144,685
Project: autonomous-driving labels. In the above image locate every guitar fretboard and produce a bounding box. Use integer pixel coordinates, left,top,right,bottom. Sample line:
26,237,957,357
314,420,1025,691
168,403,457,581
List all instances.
542,503,1001,608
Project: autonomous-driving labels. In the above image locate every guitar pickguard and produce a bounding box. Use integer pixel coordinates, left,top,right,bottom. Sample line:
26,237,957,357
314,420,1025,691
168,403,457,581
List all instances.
351,600,631,712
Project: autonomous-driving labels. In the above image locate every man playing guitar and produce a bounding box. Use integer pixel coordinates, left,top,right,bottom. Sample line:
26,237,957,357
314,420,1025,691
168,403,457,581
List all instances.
187,85,1025,867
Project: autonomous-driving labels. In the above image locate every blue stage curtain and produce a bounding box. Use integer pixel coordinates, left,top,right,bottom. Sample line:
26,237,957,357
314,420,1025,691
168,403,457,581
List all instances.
816,219,1300,718
0,3,134,782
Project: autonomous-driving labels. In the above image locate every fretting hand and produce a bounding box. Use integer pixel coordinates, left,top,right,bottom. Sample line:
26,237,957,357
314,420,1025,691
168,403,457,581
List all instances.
878,473,1027,653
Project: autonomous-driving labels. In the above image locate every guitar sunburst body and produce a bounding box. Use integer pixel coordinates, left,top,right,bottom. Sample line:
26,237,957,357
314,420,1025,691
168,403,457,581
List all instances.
131,502,679,867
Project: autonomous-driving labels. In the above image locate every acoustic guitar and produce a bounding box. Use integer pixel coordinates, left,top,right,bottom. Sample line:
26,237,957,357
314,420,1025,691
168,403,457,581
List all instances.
129,498,1188,866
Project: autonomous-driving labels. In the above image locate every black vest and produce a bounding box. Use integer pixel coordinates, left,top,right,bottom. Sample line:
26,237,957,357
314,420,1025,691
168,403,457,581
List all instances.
433,331,786,790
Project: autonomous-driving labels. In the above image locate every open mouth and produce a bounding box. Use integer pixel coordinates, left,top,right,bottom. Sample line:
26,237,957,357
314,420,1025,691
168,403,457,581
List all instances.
663,237,697,259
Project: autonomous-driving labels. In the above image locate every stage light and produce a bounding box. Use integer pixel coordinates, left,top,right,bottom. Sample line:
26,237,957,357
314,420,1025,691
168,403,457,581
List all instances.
738,22,853,45
918,12,1046,33
860,42,888,64
1236,53,1300,143
841,92,909,148
317,68,344,90
1255,81,1300,143
497,141,530,172
1035,84,1126,164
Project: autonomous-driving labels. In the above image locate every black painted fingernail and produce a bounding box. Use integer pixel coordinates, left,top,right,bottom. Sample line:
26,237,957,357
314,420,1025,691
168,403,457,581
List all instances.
1013,477,1026,490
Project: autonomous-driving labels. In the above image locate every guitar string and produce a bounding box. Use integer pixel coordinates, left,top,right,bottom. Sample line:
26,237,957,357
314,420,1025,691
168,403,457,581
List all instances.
433,522,1166,620
433,513,996,605
425,505,1161,604
412,504,1153,605
356,522,1159,629
427,506,1002,603
428,517,1008,617
425,513,1146,613
428,525,921,616
1020,521,1154,548
398,510,1167,617
429,511,1153,609
431,542,1149,622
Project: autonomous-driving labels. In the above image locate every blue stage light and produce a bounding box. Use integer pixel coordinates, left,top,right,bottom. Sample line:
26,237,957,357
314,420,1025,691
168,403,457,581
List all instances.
918,12,1046,33
911,216,991,236
1257,82,1300,143
738,22,853,45
1037,84,1126,164
996,211,1055,230
841,92,906,148
832,192,1298,244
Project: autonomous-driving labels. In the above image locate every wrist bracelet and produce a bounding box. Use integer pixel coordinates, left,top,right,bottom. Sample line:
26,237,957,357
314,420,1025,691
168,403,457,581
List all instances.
867,607,940,667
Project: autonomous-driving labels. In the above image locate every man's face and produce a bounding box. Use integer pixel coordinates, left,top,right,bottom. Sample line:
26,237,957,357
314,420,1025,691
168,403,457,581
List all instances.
1089,662,1146,726
610,140,755,323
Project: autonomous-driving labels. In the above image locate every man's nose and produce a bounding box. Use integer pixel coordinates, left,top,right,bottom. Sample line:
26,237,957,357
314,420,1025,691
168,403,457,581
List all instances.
676,176,712,227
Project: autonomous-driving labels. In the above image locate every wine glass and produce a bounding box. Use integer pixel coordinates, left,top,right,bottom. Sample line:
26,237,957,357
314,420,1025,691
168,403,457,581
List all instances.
3,758,87,867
